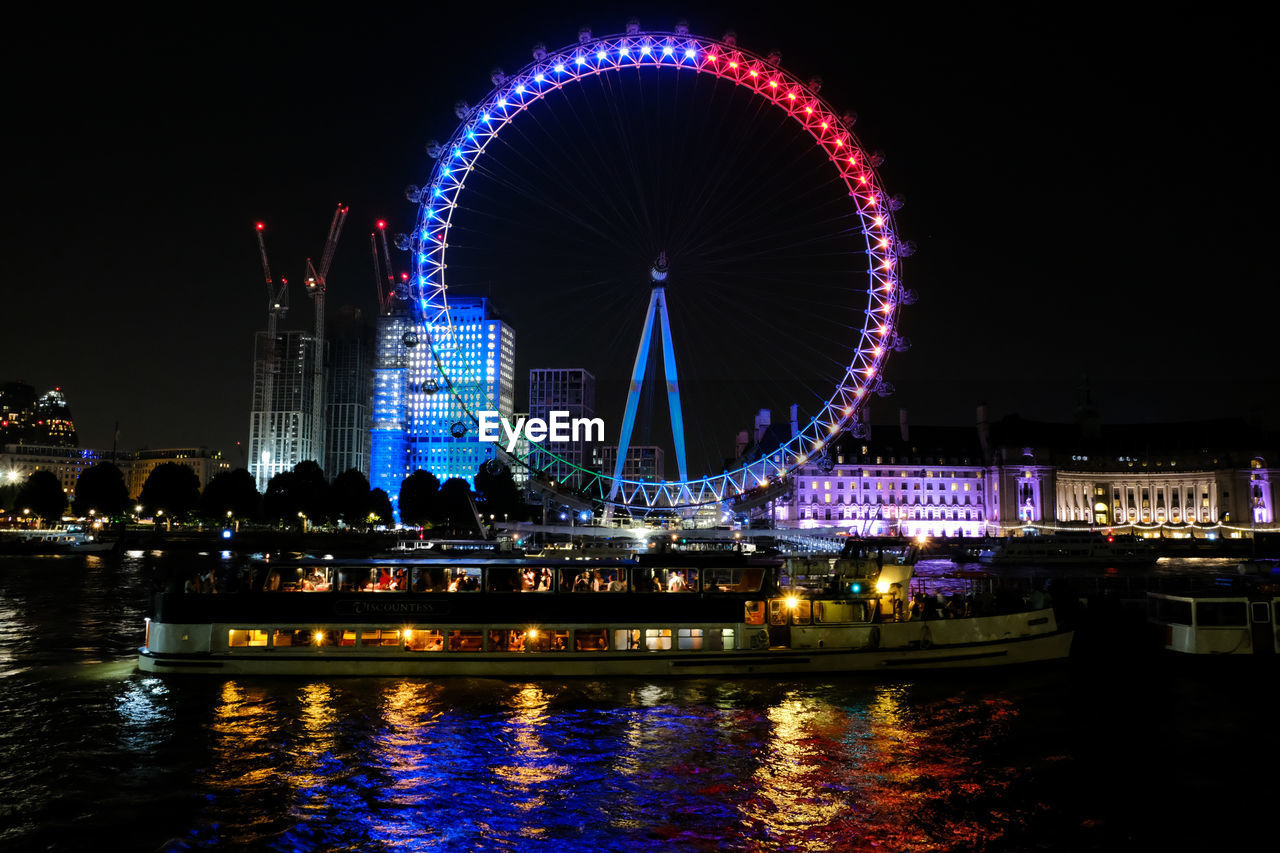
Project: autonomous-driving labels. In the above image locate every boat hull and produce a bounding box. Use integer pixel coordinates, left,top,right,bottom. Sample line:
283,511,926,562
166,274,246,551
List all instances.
138,614,1072,677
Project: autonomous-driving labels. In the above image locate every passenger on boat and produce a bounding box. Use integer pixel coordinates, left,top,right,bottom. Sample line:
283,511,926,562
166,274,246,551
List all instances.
184,573,202,594
607,573,627,592
572,571,591,593
667,572,685,592
537,568,553,591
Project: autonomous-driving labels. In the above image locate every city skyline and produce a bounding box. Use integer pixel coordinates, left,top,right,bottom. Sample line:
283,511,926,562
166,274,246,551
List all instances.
3,5,1271,465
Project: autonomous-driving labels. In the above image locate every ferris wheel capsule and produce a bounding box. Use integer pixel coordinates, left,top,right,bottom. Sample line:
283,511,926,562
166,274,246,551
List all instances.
869,150,886,167
889,193,906,211
402,331,420,347
531,42,547,61
808,76,823,92
842,111,858,127
490,68,506,86
674,20,689,35
393,233,410,251
454,101,471,120
577,26,592,44
422,378,440,394
484,458,506,476
404,184,423,203
766,49,782,66
426,140,444,159
625,18,640,35
450,421,468,439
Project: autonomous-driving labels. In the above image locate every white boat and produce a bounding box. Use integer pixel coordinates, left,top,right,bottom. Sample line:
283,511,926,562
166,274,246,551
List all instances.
138,542,1073,677
982,531,1157,568
1148,588,1279,655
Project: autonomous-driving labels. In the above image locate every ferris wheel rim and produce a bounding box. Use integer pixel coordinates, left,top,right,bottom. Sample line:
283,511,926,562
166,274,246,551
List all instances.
408,29,906,509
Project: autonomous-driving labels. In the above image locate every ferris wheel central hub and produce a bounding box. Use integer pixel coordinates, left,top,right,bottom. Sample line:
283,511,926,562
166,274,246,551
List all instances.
649,251,669,284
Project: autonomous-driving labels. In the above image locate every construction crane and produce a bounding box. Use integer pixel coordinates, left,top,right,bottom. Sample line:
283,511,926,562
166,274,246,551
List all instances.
303,203,349,473
369,220,394,314
254,222,289,491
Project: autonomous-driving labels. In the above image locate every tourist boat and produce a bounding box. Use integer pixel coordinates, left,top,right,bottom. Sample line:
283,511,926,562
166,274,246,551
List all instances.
1148,586,1279,655
981,531,1157,568
137,541,1074,676
0,527,114,555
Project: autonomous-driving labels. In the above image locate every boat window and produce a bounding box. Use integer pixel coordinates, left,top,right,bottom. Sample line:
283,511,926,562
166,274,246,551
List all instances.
614,628,643,650
272,629,315,647
489,629,528,652
1149,598,1192,625
412,567,451,592
722,628,737,650
573,629,608,651
1250,602,1270,624
678,628,704,650
284,566,332,592
442,568,481,592
405,629,444,651
704,567,764,592
661,569,696,592
630,568,663,593
448,629,483,652
342,567,408,592
338,630,357,647
769,600,789,626
309,630,340,647
744,601,766,625
791,600,812,625
360,629,402,647
645,628,672,650
1196,601,1247,627
228,629,268,648
815,600,865,623
528,629,569,652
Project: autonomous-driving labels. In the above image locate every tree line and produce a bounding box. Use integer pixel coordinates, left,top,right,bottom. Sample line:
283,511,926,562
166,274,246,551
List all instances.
0,459,527,532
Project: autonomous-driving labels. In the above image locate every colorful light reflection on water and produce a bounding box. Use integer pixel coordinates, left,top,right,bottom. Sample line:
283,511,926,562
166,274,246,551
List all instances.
2,553,1277,851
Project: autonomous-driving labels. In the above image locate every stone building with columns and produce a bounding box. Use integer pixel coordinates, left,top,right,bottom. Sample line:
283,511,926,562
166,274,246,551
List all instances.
771,407,1278,539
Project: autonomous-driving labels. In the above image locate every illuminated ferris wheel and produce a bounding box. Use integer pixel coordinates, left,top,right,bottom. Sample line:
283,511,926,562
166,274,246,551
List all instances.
401,20,912,510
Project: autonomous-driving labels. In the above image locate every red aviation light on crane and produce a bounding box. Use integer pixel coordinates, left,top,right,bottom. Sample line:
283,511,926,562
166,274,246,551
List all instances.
376,220,387,230
255,222,266,231
400,272,410,281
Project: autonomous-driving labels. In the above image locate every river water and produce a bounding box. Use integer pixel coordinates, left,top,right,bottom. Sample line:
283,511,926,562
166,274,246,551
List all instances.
0,553,1274,851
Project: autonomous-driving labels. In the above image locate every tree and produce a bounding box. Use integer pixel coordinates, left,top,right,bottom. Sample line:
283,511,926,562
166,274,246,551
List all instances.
17,470,67,523
474,461,522,522
138,462,201,520
200,468,261,521
0,481,21,514
291,460,331,523
398,470,440,527
263,471,301,524
72,462,130,518
369,488,394,528
332,468,371,528
439,477,479,536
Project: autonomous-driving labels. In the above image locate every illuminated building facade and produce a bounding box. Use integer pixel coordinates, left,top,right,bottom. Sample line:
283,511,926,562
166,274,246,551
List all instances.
785,424,989,537
528,368,596,486
774,410,1278,539
248,331,323,491
1,382,78,447
125,448,230,498
371,298,515,505
596,445,665,482
1,444,103,499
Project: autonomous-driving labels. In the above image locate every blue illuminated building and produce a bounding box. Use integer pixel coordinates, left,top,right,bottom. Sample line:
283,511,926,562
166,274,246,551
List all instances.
371,298,515,508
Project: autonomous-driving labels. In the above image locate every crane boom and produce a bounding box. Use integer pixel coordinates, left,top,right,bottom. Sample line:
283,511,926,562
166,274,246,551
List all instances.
305,203,349,474
369,230,389,314
377,221,397,309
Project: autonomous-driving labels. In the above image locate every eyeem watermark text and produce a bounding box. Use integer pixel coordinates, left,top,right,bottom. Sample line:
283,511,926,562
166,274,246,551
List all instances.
477,411,605,452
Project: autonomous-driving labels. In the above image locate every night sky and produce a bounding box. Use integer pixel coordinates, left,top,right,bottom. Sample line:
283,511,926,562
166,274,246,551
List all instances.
3,4,1272,474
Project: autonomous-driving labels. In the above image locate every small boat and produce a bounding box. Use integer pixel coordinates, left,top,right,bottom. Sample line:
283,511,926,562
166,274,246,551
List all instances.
137,539,1073,677
982,531,1157,568
1148,586,1279,655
